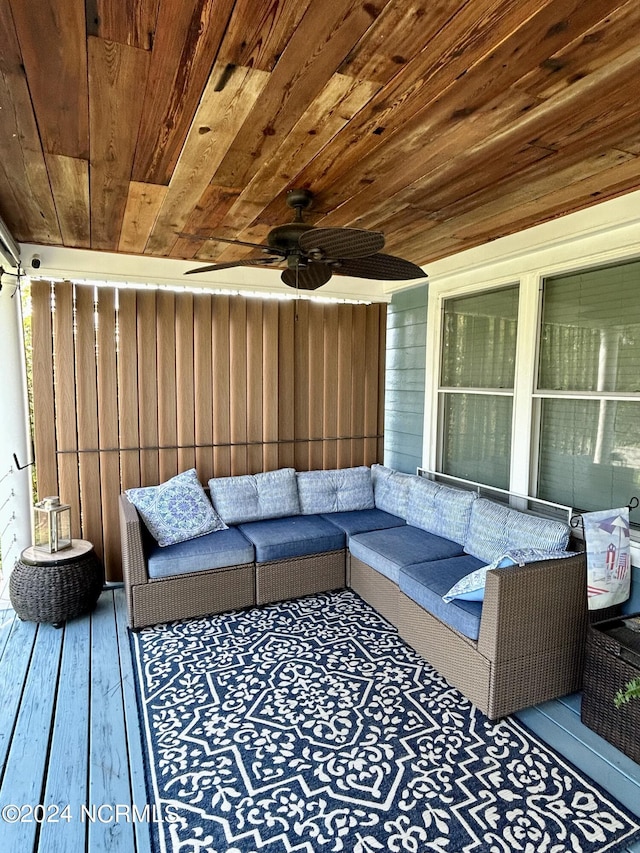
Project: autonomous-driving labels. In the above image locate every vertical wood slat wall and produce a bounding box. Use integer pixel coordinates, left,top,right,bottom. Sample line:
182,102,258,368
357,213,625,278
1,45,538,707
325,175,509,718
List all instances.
31,281,387,581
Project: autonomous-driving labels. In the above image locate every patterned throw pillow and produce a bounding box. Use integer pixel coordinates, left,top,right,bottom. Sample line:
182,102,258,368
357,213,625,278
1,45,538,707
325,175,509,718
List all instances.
443,548,574,603
126,469,227,547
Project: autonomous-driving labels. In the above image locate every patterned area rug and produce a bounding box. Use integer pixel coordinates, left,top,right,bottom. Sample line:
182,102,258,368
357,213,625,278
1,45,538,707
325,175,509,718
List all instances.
130,590,640,853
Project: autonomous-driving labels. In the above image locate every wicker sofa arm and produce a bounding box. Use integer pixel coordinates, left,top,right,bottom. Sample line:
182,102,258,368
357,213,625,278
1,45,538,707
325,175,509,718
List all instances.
477,551,588,663
118,494,150,588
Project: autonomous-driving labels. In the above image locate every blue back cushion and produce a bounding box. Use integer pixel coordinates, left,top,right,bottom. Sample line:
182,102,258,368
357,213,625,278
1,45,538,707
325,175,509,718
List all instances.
371,464,413,519
296,466,374,514
406,477,477,545
208,468,300,525
465,498,570,563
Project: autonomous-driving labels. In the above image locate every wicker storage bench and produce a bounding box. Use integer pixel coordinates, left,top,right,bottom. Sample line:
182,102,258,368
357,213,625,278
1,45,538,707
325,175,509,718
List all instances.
581,614,640,763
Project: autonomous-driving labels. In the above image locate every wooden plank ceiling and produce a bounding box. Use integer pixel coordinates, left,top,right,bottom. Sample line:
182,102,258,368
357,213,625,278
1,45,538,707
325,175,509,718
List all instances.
0,0,639,274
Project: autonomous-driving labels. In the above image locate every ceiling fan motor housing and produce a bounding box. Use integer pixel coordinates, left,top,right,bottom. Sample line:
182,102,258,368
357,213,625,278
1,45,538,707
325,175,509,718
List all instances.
266,222,314,253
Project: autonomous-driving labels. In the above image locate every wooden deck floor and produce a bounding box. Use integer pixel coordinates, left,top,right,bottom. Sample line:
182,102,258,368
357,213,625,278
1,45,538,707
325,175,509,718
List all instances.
0,579,639,853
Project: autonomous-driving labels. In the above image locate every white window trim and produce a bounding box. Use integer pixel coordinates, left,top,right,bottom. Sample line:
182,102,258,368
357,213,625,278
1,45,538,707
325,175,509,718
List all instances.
422,190,640,561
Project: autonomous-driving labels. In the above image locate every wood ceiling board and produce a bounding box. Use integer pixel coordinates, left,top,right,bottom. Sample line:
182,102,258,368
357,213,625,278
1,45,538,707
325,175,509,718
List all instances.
292,0,558,214
216,0,314,71
145,62,270,256
9,0,88,159
0,2,60,243
118,181,167,254
311,0,628,228
514,0,640,101
173,186,242,259
359,63,640,238
338,0,466,85
393,150,640,264
90,0,160,50
131,0,236,185
210,0,392,190
46,155,90,248
210,72,380,246
88,37,150,251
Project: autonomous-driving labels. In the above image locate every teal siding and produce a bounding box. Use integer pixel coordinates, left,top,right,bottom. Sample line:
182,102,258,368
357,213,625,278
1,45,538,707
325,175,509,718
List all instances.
384,284,428,473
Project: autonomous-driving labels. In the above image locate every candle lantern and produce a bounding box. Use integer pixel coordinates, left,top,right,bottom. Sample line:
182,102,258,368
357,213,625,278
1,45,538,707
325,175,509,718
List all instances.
33,496,72,553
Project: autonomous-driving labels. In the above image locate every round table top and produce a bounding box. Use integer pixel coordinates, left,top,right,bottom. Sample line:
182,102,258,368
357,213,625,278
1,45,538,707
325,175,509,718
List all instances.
19,539,95,566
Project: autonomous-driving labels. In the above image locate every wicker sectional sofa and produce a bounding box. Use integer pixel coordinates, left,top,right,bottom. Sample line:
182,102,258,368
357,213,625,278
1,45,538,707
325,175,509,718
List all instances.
119,464,588,719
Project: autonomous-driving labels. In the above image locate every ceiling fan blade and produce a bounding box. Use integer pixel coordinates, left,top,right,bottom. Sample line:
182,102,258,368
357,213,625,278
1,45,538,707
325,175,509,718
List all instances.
184,257,280,275
333,253,425,281
299,227,384,259
178,232,285,255
281,262,332,290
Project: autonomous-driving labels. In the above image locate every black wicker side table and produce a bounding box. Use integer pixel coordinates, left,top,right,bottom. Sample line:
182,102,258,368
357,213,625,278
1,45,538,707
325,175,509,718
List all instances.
581,613,640,764
10,539,103,627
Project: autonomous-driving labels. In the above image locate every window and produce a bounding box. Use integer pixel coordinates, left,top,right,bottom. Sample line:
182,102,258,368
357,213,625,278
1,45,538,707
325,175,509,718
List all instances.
535,260,640,524
438,285,519,489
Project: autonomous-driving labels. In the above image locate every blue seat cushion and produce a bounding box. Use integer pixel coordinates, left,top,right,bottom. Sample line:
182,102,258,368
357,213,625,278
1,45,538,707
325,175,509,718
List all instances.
147,527,254,579
348,525,464,584
238,515,345,563
399,555,486,640
320,509,405,538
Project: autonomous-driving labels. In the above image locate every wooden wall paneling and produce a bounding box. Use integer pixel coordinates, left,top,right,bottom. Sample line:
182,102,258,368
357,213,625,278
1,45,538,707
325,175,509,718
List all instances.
45,154,90,248
88,37,150,250
307,301,325,471
156,291,177,481
336,305,353,468
212,296,231,477
322,304,339,470
229,297,248,474
193,293,214,481
136,290,159,486
293,300,310,471
364,303,382,466
378,305,387,462
116,289,141,490
52,283,81,538
277,301,296,469
262,300,280,471
96,289,122,581
246,298,264,473
31,281,58,498
350,304,367,466
176,293,196,472
74,285,103,561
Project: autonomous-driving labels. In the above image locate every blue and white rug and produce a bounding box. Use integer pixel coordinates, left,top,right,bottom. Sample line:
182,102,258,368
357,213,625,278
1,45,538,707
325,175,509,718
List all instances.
130,590,640,853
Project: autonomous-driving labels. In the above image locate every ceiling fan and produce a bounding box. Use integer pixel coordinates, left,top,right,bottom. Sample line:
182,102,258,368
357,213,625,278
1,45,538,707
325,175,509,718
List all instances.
180,188,425,290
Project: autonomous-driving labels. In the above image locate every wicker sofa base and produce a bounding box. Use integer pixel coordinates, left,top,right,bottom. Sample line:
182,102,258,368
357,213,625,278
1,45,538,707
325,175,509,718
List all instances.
349,555,399,625
256,550,346,605
129,563,255,630
349,553,587,720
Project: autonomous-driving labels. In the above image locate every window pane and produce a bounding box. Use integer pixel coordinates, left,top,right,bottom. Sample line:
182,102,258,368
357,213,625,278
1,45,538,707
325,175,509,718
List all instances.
538,398,640,525
441,393,512,489
539,260,640,393
441,285,519,388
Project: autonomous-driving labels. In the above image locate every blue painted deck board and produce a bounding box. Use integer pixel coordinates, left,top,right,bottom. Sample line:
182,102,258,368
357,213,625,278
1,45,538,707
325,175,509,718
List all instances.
87,593,136,853
0,587,639,851
0,617,37,778
113,587,152,853
0,623,63,853
38,617,90,853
